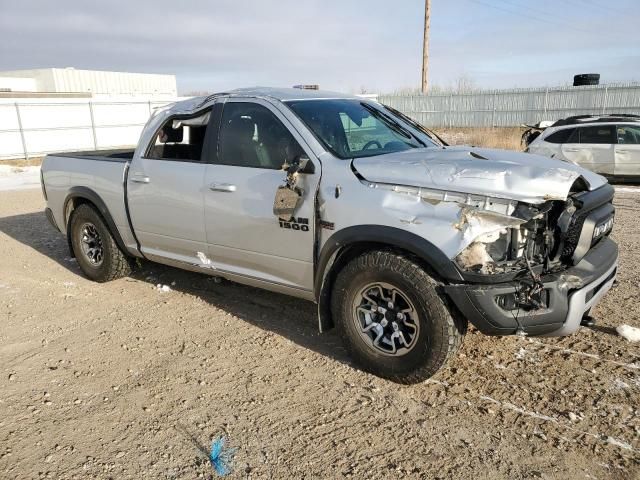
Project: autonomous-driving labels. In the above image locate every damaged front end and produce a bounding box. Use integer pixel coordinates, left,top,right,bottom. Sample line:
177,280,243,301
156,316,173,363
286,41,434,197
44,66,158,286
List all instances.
350,147,617,337
365,178,617,337
447,182,617,336
453,196,560,310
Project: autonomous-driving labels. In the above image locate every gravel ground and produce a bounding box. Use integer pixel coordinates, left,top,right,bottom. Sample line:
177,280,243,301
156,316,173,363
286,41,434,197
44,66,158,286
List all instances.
0,188,638,479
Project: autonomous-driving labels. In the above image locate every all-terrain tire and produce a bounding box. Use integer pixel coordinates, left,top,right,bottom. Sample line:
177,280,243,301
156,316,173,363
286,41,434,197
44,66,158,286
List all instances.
69,203,132,282
331,250,467,384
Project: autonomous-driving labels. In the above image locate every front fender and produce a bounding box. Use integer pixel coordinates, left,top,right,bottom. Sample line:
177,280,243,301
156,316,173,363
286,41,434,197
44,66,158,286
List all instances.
314,224,462,332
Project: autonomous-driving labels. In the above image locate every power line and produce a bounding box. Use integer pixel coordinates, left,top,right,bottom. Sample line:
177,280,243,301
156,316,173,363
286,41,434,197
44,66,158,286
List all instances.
496,0,601,26
583,0,631,15
466,0,593,35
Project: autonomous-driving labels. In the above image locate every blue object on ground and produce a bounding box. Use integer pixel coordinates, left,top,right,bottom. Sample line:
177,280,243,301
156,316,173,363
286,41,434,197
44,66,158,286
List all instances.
209,436,237,477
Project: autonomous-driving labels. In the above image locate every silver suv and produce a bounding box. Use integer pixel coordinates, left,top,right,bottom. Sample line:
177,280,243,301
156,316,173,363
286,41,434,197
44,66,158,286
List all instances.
527,114,640,178
41,88,618,383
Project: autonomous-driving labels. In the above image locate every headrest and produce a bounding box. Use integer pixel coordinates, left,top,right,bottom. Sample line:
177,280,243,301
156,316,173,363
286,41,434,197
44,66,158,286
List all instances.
161,126,183,143
189,126,207,144
227,116,255,139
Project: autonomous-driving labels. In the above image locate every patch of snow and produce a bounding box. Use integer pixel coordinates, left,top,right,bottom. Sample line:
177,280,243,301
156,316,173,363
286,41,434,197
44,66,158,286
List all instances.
156,284,171,293
526,338,639,370
480,395,556,422
196,251,216,269
606,436,633,451
612,379,629,390
0,165,41,191
614,186,640,194
515,347,536,361
616,324,640,343
480,396,637,453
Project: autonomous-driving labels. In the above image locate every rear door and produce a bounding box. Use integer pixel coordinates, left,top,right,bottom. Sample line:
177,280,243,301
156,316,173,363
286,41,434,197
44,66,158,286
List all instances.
127,109,212,264
614,124,640,176
561,125,615,175
202,98,320,293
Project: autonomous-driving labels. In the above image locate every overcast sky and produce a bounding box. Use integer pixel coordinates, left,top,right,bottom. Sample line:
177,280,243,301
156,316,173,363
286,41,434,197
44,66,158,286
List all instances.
1,0,638,94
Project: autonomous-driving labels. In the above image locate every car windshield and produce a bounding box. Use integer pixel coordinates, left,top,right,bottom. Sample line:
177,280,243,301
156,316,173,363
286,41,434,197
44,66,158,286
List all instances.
286,99,437,159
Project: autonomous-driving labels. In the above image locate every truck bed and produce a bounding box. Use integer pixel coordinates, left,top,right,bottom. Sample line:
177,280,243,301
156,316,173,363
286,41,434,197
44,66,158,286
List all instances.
53,149,135,162
42,149,139,255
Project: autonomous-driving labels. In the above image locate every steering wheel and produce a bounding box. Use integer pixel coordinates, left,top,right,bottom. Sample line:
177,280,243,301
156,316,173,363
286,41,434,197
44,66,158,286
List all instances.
362,140,383,150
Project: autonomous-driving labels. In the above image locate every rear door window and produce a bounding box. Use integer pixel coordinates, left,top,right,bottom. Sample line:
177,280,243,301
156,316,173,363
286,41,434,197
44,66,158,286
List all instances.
146,111,210,161
578,125,616,144
616,125,640,144
545,128,576,144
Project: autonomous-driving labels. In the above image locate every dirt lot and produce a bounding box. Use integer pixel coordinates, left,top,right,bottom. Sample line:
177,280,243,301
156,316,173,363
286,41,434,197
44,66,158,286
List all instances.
0,188,638,479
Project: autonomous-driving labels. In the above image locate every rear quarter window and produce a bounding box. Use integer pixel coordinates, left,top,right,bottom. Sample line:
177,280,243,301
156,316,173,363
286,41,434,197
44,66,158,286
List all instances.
545,128,576,144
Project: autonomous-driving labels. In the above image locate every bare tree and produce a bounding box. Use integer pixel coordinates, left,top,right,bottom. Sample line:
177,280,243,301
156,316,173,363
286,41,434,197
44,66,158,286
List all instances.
454,74,477,94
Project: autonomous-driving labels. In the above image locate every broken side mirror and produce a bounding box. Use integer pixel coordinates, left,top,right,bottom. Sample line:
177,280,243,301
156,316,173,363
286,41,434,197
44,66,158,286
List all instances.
282,155,314,175
273,186,302,221
273,156,312,221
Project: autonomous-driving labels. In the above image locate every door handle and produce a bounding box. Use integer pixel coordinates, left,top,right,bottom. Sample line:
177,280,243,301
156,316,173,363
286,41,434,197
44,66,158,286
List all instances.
130,173,150,184
564,148,579,152
617,149,629,153
209,183,237,192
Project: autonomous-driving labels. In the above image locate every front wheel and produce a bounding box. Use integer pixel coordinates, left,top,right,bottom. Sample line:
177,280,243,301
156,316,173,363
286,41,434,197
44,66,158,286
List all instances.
331,250,467,384
69,204,132,282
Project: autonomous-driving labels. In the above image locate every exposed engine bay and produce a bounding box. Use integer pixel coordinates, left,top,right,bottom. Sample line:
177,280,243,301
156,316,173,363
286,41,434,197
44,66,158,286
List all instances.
454,181,615,312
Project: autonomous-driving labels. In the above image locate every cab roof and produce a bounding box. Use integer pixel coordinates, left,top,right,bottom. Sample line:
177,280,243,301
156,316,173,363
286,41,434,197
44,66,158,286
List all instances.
168,87,360,115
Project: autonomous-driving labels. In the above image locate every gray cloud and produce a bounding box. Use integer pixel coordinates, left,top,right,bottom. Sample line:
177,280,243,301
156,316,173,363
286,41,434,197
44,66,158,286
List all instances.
0,0,638,94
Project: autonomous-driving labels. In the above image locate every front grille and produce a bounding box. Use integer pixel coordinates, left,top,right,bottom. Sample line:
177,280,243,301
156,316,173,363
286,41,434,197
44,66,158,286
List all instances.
561,210,589,259
559,184,615,264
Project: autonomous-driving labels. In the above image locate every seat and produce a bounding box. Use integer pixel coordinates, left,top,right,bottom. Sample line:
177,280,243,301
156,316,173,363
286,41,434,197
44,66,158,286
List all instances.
222,117,260,167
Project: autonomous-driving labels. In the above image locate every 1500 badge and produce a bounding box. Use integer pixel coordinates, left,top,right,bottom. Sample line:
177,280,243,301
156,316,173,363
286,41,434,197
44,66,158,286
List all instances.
279,217,309,232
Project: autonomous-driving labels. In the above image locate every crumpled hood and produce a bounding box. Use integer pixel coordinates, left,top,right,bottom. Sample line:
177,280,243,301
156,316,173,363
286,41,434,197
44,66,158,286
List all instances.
352,146,607,204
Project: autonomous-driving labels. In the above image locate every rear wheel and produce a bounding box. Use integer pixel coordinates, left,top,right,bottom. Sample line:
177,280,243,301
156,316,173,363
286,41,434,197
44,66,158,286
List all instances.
69,204,132,282
331,250,467,383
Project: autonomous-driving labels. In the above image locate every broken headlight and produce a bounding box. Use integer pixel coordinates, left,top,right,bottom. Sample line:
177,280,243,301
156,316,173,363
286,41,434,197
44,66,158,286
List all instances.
455,203,554,275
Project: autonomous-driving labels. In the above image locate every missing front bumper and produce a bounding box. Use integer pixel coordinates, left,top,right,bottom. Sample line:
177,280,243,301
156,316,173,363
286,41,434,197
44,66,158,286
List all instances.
444,238,618,336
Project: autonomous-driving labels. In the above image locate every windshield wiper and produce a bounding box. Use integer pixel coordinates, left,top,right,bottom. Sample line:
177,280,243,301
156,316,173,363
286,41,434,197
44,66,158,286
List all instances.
383,105,447,146
360,103,426,147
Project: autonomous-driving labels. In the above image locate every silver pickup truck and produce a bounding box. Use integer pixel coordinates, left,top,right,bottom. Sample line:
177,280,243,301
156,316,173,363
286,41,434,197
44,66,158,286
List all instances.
41,87,618,383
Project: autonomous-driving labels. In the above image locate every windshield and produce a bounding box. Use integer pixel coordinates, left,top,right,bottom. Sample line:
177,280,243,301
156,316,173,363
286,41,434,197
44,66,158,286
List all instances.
286,99,437,159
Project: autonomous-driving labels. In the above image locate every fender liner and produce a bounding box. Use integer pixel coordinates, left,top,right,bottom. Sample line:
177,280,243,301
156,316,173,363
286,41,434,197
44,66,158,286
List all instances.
314,225,463,332
63,187,130,258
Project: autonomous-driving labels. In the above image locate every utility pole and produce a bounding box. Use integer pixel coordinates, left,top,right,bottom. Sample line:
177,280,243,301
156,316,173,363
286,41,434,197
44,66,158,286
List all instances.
421,0,431,94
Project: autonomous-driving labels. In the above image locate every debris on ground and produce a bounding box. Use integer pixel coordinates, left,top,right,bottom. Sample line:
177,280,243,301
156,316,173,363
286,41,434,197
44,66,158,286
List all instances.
209,437,236,477
616,324,640,342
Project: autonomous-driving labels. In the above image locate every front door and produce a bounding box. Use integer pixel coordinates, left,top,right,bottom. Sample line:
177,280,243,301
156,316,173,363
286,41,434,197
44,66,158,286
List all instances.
614,124,640,176
202,99,320,293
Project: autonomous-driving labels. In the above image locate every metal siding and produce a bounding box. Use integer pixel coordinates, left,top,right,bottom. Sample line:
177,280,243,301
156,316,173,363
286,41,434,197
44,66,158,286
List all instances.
0,69,177,96
379,83,640,128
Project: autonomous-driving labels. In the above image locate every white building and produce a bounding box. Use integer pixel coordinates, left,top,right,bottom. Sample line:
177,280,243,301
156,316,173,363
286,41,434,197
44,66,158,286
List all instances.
0,68,177,98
